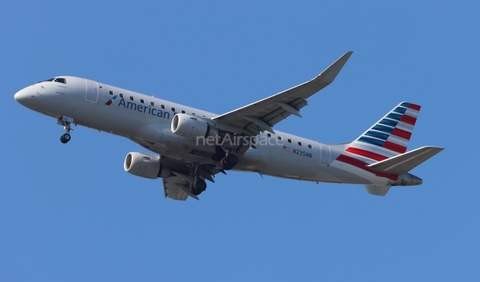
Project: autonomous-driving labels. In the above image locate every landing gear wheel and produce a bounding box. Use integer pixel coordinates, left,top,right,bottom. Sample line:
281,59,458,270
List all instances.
58,116,74,144
221,154,238,170
192,179,207,195
211,154,223,162
60,133,71,144
211,146,226,162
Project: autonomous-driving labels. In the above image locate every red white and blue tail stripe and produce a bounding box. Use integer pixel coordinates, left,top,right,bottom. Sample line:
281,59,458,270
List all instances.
335,102,421,180
351,101,420,157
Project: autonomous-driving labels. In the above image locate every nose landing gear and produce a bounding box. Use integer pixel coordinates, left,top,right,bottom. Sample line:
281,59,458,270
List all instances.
60,133,71,144
57,116,75,144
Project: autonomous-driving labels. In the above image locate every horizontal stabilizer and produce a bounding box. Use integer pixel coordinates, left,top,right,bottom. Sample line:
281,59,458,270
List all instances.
365,185,391,196
367,146,444,175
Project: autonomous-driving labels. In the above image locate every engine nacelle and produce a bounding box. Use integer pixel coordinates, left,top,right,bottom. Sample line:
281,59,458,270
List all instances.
124,152,170,179
171,113,218,139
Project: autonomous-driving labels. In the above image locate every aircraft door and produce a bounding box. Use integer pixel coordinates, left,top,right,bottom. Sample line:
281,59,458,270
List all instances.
85,79,99,103
319,143,331,167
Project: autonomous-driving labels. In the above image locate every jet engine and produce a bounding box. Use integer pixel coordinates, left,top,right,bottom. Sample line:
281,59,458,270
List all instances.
124,152,170,179
171,113,218,139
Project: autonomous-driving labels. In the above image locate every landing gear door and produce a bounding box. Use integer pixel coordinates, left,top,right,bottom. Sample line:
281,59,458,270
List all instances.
319,143,331,167
85,79,99,103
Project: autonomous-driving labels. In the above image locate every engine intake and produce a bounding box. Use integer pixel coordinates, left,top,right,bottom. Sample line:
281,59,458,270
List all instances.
124,152,170,179
171,113,217,139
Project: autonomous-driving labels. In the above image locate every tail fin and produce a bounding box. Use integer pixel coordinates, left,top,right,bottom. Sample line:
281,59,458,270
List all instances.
346,102,421,162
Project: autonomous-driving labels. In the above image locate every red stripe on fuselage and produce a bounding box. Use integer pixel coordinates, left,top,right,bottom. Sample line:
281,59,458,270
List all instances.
336,154,398,181
346,147,388,161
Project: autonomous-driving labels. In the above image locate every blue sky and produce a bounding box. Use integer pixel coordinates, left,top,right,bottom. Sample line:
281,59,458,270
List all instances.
1,1,479,281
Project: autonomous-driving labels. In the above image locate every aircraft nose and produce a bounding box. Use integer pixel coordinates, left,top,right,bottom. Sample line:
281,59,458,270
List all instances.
14,89,26,103
14,87,35,106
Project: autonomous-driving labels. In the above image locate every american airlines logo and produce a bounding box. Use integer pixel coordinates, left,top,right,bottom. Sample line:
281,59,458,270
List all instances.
105,95,118,105
107,97,171,119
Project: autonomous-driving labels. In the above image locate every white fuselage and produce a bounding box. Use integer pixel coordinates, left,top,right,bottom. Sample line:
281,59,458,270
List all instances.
14,76,395,186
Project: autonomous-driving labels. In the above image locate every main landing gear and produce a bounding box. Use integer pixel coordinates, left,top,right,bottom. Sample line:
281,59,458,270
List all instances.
57,116,74,144
221,154,238,170
192,178,207,196
211,146,238,170
191,164,207,196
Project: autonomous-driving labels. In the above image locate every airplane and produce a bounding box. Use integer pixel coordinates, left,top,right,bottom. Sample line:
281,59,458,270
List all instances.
14,51,443,200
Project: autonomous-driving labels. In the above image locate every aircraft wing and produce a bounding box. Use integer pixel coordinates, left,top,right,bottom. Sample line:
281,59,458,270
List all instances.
162,177,190,201
161,156,224,201
212,51,353,135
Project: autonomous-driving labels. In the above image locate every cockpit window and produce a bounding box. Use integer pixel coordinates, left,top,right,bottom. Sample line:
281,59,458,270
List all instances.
54,78,67,84
40,78,55,82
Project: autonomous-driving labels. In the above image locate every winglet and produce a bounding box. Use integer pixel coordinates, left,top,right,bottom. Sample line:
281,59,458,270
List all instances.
317,51,353,84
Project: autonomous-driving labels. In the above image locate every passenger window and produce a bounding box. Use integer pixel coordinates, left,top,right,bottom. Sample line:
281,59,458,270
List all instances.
161,105,165,109
140,99,144,103
277,136,282,141
109,91,113,95
181,110,186,114
267,133,271,137
171,107,176,112
119,93,124,98
151,102,155,106
298,142,302,146
308,144,313,149
130,96,134,101
288,139,292,143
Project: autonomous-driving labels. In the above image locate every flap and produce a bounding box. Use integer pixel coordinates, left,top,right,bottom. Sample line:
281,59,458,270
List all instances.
162,177,190,201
